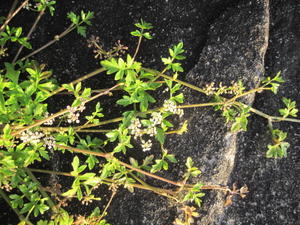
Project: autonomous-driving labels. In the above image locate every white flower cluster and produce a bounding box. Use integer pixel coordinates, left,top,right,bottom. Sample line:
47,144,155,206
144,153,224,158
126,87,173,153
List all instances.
23,2,32,10
150,112,163,126
81,197,93,206
163,100,184,117
204,82,217,95
66,103,86,124
0,183,12,192
129,112,164,140
141,139,152,152
43,136,56,150
43,112,55,126
203,81,243,96
128,112,165,152
20,130,45,145
24,0,53,10
20,130,56,149
128,118,143,139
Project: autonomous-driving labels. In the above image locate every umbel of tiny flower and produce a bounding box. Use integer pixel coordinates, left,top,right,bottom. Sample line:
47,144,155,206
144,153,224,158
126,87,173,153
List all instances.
128,100,185,152
128,118,143,139
141,139,152,152
20,130,45,145
203,81,244,96
150,112,163,125
66,102,86,124
0,183,13,192
163,100,184,117
43,112,55,125
20,130,56,149
43,136,56,150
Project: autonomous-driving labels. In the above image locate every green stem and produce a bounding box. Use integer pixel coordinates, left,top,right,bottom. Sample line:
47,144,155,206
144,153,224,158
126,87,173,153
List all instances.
143,67,206,94
225,87,270,104
50,67,106,97
0,0,29,32
0,189,34,225
28,167,175,196
129,172,176,199
55,144,182,186
132,29,143,60
7,0,19,19
20,24,75,61
98,189,116,221
13,9,46,63
144,67,300,124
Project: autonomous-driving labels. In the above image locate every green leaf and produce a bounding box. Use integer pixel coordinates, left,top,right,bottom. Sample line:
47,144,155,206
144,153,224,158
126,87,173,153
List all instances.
165,154,177,163
9,194,24,208
161,57,172,65
117,95,132,106
270,83,280,94
186,157,193,169
67,12,79,24
3,124,12,140
5,63,20,84
72,156,80,172
155,128,165,145
101,58,120,74
20,202,34,214
86,155,98,170
150,160,163,173
115,70,125,80
173,93,184,103
38,82,57,91
130,30,141,37
15,27,22,37
266,143,289,158
106,130,119,142
77,25,86,37
129,157,139,168
134,20,153,30
35,91,49,102
62,187,78,197
143,32,153,39
279,97,298,117
18,37,32,49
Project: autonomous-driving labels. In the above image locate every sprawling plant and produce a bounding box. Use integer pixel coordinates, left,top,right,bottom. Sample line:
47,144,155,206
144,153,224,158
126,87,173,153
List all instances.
0,1,299,225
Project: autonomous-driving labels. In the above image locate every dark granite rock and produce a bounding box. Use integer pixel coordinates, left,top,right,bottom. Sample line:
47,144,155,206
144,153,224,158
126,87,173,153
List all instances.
165,1,270,224
106,0,270,224
218,1,300,225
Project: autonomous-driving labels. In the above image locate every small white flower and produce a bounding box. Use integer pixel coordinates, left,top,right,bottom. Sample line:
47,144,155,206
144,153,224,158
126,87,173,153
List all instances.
43,112,55,125
141,139,152,152
20,130,44,145
150,112,163,126
128,118,143,139
146,126,157,137
66,103,86,124
163,100,184,117
43,136,56,150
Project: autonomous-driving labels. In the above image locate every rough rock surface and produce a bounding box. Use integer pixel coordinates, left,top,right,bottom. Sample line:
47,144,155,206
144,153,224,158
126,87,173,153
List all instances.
165,0,270,224
219,1,300,224
106,0,271,224
0,0,299,225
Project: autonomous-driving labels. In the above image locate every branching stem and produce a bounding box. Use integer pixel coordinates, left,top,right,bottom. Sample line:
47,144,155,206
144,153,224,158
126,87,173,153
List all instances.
13,9,45,63
0,0,29,32
132,29,143,60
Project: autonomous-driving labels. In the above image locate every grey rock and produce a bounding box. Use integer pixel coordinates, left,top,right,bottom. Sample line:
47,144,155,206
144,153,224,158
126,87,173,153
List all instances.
219,0,300,225
168,0,270,224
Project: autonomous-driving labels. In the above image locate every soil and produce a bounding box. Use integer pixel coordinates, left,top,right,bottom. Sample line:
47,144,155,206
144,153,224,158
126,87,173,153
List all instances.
0,0,299,225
